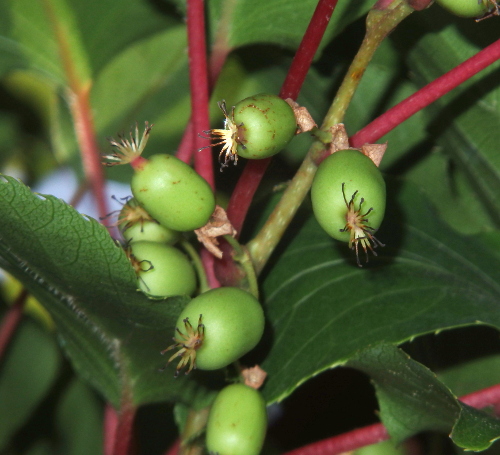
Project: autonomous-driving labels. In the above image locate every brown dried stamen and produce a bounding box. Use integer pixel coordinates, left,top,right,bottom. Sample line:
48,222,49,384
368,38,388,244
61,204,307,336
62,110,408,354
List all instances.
340,183,384,267
161,315,205,377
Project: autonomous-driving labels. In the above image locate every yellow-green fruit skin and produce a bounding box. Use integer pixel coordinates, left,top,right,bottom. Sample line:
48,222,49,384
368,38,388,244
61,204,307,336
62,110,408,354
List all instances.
175,287,264,370
311,150,386,242
123,220,179,245
131,154,215,232
436,0,493,17
234,93,296,159
131,241,196,298
206,384,267,455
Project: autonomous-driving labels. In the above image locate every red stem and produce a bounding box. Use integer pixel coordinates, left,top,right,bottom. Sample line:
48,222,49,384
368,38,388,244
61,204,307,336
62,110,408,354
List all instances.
0,289,28,361
226,0,339,235
186,0,214,190
104,403,119,455
350,37,500,148
284,383,500,455
111,402,137,455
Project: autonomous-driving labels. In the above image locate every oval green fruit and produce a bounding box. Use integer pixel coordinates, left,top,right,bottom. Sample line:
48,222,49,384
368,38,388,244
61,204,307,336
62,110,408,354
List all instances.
123,220,179,245
311,149,386,264
206,384,267,455
165,287,264,374
130,241,196,298
233,93,297,160
435,0,496,17
131,154,215,232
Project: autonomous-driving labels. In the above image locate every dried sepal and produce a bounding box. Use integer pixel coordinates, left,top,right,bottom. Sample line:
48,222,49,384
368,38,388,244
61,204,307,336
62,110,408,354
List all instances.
103,122,153,166
241,365,267,390
201,101,242,170
194,205,237,259
340,183,385,267
285,98,316,133
161,315,205,377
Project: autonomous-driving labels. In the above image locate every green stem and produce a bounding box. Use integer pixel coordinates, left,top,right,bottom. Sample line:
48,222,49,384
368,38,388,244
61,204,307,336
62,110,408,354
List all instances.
179,407,211,455
179,238,210,293
223,235,259,299
247,1,415,275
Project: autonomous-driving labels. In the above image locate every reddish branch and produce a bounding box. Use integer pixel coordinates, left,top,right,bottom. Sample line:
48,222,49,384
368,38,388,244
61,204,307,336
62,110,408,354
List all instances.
226,0,340,236
186,0,214,190
0,289,28,361
284,383,500,455
350,37,500,148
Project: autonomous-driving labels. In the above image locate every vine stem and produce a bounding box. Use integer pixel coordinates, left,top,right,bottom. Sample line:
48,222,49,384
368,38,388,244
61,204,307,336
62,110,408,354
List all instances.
0,289,28,361
247,1,414,274
225,0,339,237
186,0,214,190
350,36,500,147
43,0,109,223
283,382,500,455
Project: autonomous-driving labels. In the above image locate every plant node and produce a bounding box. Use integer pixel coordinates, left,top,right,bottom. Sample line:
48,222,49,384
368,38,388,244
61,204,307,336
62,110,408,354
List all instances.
103,122,153,166
340,183,385,267
161,315,205,377
200,101,243,170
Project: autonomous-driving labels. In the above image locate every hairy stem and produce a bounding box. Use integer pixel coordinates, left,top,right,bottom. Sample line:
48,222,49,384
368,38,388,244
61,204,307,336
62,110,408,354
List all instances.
247,1,414,274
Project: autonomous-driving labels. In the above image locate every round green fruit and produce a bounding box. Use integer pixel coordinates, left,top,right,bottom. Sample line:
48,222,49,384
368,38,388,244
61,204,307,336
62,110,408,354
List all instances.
130,241,196,298
311,150,386,264
123,220,179,245
233,93,297,160
206,384,267,455
131,154,215,232
164,287,264,374
435,0,496,17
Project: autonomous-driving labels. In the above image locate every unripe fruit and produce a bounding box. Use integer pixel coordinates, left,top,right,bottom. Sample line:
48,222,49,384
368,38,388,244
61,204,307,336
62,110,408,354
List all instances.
311,149,386,265
130,241,196,298
208,94,297,168
163,287,265,375
206,384,267,455
123,220,179,245
131,154,215,232
435,0,497,17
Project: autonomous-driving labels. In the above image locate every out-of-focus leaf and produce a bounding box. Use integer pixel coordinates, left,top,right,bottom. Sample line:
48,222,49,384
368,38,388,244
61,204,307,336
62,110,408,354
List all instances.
56,378,103,455
259,179,500,404
0,319,60,452
348,344,500,450
169,0,373,52
0,175,215,409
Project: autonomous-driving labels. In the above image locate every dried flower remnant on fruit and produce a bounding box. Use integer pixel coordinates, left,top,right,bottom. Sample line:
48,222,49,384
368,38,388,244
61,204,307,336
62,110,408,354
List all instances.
161,315,205,377
201,101,242,169
241,365,267,390
118,198,154,231
103,122,153,166
340,183,385,267
477,0,500,20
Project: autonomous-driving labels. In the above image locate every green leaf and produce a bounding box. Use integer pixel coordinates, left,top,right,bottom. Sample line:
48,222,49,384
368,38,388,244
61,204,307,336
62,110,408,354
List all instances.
402,9,500,230
348,343,500,451
56,378,103,455
0,319,60,452
168,0,374,52
259,179,500,404
0,175,214,409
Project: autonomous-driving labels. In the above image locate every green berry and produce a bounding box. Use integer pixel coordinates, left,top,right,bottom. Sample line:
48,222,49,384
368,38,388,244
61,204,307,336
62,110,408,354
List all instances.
163,287,264,375
130,241,196,298
206,384,267,455
311,149,386,266
131,154,215,232
123,220,179,245
435,0,497,17
209,94,297,167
